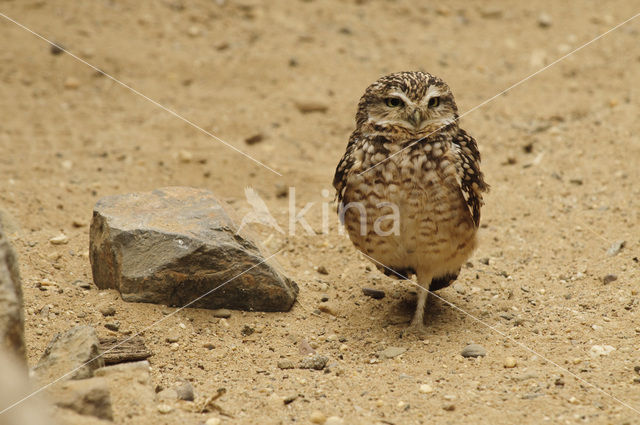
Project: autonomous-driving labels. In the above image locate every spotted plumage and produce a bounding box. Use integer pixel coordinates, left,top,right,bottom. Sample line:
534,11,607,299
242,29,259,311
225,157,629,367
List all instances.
333,71,489,328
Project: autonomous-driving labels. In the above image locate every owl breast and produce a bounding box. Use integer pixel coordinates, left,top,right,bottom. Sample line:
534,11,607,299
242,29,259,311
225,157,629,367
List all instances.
340,141,477,277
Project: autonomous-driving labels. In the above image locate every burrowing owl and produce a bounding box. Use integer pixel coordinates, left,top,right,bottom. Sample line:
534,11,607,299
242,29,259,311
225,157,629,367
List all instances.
333,71,488,328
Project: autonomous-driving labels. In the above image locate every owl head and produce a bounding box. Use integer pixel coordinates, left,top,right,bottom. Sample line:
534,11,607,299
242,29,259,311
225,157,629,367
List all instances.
355,71,459,138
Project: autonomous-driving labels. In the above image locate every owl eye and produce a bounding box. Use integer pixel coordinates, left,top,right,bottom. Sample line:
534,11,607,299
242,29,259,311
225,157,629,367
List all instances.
384,97,404,108
428,96,440,108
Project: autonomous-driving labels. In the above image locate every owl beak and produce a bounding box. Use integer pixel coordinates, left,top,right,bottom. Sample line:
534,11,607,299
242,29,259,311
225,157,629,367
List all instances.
408,110,423,128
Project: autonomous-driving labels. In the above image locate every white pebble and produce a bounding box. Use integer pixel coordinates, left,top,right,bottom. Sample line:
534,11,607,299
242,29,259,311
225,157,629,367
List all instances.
504,357,517,368
49,234,69,245
419,384,434,394
325,417,344,425
157,404,173,414
205,418,221,425
309,410,326,424
590,345,615,357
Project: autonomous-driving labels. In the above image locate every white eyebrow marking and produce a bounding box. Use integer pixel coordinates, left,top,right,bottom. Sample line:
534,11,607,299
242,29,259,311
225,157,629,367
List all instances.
420,86,444,105
387,91,414,106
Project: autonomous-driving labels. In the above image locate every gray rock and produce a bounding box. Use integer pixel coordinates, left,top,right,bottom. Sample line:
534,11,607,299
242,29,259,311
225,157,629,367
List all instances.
156,388,178,402
362,287,385,299
602,274,618,284
461,344,486,358
48,377,113,420
89,187,298,312
175,380,195,401
0,220,25,360
277,360,295,369
34,326,104,383
380,347,407,359
606,240,625,256
299,354,329,370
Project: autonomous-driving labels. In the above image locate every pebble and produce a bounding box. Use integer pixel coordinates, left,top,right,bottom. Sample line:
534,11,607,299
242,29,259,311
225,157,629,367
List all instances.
283,394,298,404
318,304,337,316
104,322,120,332
72,280,92,290
245,133,264,145
50,42,65,55
504,357,517,368
310,410,326,424
590,345,616,357
178,150,193,163
175,380,194,401
211,309,232,318
205,419,221,425
380,347,406,359
299,354,329,370
277,360,295,370
419,384,433,394
64,77,80,89
362,287,385,299
241,325,255,336
157,404,173,414
442,403,455,411
537,13,552,28
325,416,344,425
49,234,69,245
99,305,116,317
275,183,288,198
606,240,625,256
479,7,503,19
602,274,618,284
165,333,180,343
461,344,486,358
316,265,329,275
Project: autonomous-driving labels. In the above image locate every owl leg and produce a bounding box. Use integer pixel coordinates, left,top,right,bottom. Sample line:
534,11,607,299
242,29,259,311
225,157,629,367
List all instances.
410,271,433,327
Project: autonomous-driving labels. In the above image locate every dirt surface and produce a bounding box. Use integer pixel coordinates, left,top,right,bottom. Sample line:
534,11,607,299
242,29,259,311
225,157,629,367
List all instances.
1,1,640,424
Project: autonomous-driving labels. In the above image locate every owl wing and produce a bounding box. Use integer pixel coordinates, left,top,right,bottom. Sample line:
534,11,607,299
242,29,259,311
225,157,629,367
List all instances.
451,129,489,227
332,132,361,205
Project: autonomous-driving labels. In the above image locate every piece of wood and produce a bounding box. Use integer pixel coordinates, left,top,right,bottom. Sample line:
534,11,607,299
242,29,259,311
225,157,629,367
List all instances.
98,336,152,365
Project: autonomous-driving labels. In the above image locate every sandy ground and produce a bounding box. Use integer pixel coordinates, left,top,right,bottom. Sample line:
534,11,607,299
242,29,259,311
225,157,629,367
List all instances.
1,1,640,424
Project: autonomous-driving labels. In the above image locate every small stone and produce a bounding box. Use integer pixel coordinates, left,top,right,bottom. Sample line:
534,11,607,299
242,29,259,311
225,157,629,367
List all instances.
380,347,406,359
211,309,232,318
310,410,326,424
104,322,120,332
602,274,618,284
538,13,552,28
175,380,194,401
479,257,490,265
241,325,255,336
72,280,92,290
590,345,615,357
362,287,385,299
316,265,329,275
50,42,65,55
606,240,625,256
48,377,113,420
244,133,264,145
165,332,180,343
325,417,344,425
504,357,517,368
99,305,116,317
157,403,173,414
299,354,329,370
205,419,222,425
318,304,337,316
461,344,486,358
277,360,295,369
419,384,433,394
479,7,503,19
50,233,69,245
275,184,288,198
443,403,456,411
283,394,297,404
178,150,193,163
64,77,80,89
34,326,104,383
294,100,328,114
